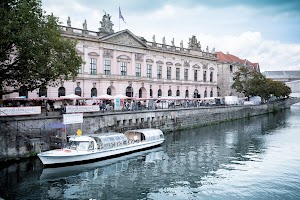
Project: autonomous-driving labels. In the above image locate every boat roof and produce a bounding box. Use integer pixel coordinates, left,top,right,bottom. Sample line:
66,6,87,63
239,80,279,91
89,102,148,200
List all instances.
124,129,163,134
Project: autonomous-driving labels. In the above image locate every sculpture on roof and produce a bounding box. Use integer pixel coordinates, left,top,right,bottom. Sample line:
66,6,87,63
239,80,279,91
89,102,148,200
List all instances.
162,36,166,45
188,35,201,51
99,11,114,34
171,38,175,46
180,40,183,48
211,47,215,53
67,16,71,27
83,19,87,30
206,46,209,53
152,34,156,43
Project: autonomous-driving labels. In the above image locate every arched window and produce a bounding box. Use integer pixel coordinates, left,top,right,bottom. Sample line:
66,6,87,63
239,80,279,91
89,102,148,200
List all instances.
107,87,111,95
194,89,199,98
168,89,172,96
176,90,180,96
75,86,82,96
139,88,142,98
203,71,207,82
126,86,133,97
91,88,97,97
39,86,47,97
58,87,65,97
204,91,207,98
210,90,213,97
210,72,213,82
185,90,189,98
150,89,153,97
19,86,28,98
158,89,162,97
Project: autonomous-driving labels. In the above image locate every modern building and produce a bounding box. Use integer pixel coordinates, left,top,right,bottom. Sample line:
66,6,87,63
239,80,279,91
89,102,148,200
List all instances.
285,80,300,97
262,71,300,83
4,13,219,100
216,51,260,97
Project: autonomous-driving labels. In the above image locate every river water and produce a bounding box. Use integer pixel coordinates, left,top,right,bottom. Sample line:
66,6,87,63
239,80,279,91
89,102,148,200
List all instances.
1,105,300,200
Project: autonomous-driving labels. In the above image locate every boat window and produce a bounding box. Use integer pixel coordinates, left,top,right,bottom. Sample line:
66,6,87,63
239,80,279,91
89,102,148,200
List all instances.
77,141,90,151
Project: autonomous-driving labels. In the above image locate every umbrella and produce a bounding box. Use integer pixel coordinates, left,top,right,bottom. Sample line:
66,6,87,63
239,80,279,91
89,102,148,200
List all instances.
113,94,130,99
59,94,83,99
95,94,114,100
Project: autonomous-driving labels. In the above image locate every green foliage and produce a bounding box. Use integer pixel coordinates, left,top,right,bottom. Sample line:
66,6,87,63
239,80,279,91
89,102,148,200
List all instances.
232,66,291,100
0,0,83,95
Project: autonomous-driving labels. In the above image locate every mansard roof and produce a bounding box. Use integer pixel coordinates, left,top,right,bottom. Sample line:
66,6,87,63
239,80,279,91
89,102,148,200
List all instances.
100,29,149,48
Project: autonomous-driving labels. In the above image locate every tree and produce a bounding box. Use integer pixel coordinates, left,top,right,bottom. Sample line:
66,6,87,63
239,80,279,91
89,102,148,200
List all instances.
232,66,291,100
0,0,83,96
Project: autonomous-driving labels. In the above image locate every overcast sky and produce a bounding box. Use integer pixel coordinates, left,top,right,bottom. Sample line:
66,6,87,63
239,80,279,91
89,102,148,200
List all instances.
42,0,300,72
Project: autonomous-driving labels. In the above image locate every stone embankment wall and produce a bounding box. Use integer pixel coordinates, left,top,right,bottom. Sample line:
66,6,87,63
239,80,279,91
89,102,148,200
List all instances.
0,99,293,161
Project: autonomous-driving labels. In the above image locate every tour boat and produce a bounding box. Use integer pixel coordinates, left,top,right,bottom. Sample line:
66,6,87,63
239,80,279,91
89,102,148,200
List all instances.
38,128,164,166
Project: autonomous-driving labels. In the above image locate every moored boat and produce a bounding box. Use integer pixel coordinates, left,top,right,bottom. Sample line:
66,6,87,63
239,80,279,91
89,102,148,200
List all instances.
38,128,164,166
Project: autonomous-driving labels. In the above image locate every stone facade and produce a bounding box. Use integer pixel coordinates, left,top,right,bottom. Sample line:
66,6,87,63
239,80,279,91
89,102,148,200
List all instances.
4,13,218,100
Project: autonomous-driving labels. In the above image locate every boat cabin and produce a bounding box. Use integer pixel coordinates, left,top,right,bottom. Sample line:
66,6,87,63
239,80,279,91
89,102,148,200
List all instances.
124,129,164,144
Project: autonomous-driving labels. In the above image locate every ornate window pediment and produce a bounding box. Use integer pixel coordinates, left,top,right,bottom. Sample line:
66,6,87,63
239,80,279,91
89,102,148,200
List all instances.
146,59,154,63
175,63,182,66
117,55,131,60
166,61,173,65
156,60,164,64
209,67,215,70
184,61,190,67
76,49,84,55
192,64,200,68
135,53,143,61
88,52,100,56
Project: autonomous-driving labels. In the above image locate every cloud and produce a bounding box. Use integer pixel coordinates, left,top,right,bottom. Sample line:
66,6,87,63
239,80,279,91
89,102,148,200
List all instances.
198,31,300,71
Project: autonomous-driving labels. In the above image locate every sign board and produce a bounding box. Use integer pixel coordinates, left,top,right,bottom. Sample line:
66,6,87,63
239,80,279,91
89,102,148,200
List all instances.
65,105,99,113
0,106,41,116
63,113,83,124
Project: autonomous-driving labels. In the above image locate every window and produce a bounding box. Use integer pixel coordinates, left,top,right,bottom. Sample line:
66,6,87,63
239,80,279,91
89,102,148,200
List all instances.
204,90,207,98
230,65,233,73
158,89,162,97
194,70,198,81
184,69,188,81
78,64,83,74
194,89,199,98
167,66,171,80
176,90,180,96
107,87,111,95
147,64,152,78
176,68,180,80
120,61,127,76
210,72,213,82
90,58,97,74
91,88,97,97
104,60,111,75
168,89,172,96
39,86,47,97
136,63,141,77
58,87,65,97
185,90,189,98
157,65,162,79
210,90,213,97
150,89,153,97
203,71,207,82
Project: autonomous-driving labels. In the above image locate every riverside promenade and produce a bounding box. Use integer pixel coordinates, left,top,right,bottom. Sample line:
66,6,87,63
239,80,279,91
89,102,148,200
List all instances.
0,98,299,162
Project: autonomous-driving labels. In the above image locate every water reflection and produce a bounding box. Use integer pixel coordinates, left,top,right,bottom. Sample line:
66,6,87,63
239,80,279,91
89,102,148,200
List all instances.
1,106,300,199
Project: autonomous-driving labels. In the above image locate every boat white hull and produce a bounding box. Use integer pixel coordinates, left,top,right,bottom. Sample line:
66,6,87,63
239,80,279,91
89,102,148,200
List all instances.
38,139,164,165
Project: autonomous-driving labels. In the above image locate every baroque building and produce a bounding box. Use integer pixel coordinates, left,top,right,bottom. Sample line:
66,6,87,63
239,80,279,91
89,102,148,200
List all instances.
6,13,218,99
216,51,260,97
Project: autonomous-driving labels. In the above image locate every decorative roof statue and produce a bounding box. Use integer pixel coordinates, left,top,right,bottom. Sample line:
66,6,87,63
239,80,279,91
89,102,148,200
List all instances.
180,40,183,48
83,19,87,30
206,46,209,53
162,36,166,45
67,16,71,27
211,47,215,53
99,11,114,34
171,38,175,46
188,35,201,51
152,34,156,43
